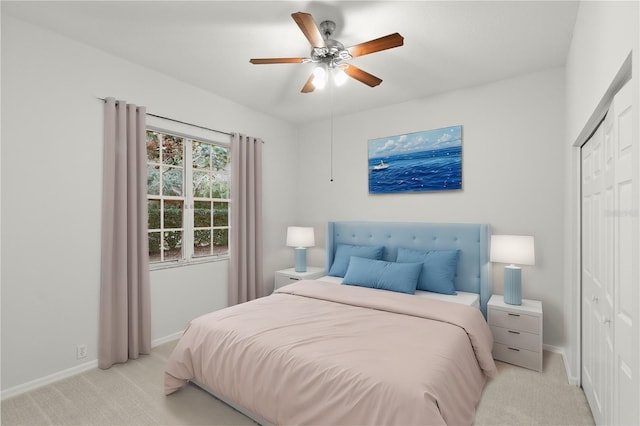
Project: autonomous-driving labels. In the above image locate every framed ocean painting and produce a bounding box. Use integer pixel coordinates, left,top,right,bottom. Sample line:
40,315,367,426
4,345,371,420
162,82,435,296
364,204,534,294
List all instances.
368,125,462,194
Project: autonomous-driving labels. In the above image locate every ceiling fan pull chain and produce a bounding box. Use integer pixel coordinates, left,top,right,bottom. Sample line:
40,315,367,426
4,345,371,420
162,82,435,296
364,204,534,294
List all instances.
330,82,334,182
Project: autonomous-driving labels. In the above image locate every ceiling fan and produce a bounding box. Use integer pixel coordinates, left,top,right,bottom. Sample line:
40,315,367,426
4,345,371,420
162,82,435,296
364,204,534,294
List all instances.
249,12,404,93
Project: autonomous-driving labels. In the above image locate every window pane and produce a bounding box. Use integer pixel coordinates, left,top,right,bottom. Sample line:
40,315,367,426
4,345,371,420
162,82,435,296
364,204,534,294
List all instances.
163,231,183,260
212,228,228,254
148,200,160,230
213,202,228,226
148,232,161,262
193,170,211,198
162,167,183,196
192,141,211,169
164,200,183,229
194,201,212,227
162,135,183,166
146,131,160,162
147,165,160,195
212,175,229,199
212,146,229,171
193,230,212,257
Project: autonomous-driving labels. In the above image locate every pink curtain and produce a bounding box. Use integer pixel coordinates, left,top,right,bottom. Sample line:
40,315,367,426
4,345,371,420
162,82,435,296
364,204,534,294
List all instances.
229,134,264,305
99,98,151,369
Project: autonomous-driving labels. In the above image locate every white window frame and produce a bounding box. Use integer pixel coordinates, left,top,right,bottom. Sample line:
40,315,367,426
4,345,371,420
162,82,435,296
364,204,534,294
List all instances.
146,115,231,271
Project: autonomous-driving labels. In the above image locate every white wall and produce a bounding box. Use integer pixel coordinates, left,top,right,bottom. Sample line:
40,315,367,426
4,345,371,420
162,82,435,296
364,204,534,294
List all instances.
296,68,567,348
564,0,639,383
566,1,638,145
0,15,298,392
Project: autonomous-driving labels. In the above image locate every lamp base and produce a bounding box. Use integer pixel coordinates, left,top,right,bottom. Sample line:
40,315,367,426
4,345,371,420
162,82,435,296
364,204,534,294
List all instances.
294,247,307,272
504,266,522,305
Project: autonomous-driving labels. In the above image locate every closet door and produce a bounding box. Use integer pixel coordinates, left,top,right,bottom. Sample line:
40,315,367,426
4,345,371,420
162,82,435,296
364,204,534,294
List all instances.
609,80,636,426
581,79,638,426
581,119,613,425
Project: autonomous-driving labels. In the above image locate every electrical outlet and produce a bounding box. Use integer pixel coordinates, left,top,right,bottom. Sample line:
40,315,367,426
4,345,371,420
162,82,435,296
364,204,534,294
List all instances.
76,344,88,360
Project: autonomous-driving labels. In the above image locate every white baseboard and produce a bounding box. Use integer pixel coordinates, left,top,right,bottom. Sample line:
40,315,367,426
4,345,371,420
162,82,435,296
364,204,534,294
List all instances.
1,359,99,400
2,330,185,401
543,344,580,386
152,330,183,347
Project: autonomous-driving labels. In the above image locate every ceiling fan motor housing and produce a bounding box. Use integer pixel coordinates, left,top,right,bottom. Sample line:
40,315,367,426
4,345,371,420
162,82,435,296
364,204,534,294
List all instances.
312,20,351,67
319,20,336,39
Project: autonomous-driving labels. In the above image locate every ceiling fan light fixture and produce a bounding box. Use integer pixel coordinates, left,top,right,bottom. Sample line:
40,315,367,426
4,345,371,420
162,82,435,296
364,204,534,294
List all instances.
312,66,327,89
333,67,348,86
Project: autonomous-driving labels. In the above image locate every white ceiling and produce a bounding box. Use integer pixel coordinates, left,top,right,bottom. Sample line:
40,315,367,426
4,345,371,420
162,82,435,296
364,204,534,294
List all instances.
2,1,578,124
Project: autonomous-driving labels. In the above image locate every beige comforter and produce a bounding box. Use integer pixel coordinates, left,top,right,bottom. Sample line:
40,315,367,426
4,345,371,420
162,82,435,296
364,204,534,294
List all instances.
164,280,497,425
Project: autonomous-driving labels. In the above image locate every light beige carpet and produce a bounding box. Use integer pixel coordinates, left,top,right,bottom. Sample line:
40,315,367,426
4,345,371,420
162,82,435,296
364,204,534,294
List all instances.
475,350,594,425
2,341,594,425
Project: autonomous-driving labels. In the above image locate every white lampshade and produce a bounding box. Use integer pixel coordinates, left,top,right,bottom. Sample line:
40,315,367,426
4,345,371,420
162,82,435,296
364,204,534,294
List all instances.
490,235,535,266
286,227,315,248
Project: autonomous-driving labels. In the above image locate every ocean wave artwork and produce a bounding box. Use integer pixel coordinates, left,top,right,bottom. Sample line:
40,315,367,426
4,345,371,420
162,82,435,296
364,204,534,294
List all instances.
368,125,462,194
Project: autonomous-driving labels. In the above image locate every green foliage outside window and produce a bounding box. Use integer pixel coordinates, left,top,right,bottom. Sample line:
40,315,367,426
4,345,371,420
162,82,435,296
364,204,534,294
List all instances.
147,130,229,262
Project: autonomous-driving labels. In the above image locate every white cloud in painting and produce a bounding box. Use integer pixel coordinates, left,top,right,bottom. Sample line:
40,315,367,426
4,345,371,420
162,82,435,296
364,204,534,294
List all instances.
438,133,452,142
368,126,461,159
375,139,397,154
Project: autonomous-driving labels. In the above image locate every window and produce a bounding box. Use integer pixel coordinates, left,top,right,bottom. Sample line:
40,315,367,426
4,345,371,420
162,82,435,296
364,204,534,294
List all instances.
146,126,230,266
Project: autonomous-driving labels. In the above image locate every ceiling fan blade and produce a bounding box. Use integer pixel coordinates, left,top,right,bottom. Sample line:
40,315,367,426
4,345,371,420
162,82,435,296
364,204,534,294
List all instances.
348,33,404,58
301,74,315,93
249,58,306,64
344,65,383,87
291,12,326,48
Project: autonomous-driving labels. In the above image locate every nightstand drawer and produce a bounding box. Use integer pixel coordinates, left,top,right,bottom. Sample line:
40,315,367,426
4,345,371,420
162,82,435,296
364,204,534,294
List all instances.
491,326,540,352
488,309,540,334
274,267,325,291
275,274,302,288
493,342,540,371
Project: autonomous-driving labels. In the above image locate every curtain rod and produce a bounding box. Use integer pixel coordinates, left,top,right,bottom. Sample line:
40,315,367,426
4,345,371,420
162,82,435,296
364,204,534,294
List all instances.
96,96,233,137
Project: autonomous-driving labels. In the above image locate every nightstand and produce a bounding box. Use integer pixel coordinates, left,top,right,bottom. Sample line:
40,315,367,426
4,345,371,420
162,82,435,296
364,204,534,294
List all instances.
488,294,543,372
274,266,325,291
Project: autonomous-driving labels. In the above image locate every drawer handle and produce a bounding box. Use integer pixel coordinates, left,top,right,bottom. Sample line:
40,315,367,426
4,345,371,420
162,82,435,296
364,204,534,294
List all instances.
507,347,520,352
508,330,521,335
289,277,300,281
508,313,521,317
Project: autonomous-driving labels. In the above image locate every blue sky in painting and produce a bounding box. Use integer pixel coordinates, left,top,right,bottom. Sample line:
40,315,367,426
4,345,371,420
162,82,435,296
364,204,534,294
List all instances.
368,125,462,159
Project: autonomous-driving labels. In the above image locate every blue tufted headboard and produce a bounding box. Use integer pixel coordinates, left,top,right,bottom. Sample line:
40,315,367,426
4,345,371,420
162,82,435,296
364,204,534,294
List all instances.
326,221,491,317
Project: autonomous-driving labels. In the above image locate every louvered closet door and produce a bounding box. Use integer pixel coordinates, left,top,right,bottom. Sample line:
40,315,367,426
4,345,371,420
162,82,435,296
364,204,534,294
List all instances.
581,79,638,426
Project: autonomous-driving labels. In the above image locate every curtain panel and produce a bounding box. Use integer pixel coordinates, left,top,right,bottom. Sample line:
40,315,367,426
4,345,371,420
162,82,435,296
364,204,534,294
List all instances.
229,134,264,305
99,98,151,369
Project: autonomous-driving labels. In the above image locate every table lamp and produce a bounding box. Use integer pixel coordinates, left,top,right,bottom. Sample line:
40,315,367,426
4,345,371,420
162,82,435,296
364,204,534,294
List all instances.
286,226,315,272
490,235,535,305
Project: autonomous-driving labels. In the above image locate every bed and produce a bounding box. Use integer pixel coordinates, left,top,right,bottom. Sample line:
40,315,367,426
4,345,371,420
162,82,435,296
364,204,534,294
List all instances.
164,221,497,425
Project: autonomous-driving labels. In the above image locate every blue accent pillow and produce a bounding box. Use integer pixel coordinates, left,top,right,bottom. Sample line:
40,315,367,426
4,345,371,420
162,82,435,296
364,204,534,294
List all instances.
328,244,385,277
342,256,422,295
396,248,460,295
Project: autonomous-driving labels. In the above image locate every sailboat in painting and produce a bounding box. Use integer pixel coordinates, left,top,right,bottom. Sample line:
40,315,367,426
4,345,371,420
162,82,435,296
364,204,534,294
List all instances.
372,160,389,171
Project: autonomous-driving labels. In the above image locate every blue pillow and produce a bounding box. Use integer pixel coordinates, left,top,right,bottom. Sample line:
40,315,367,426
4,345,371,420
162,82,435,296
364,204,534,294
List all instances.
328,244,384,277
342,256,422,295
396,248,459,295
